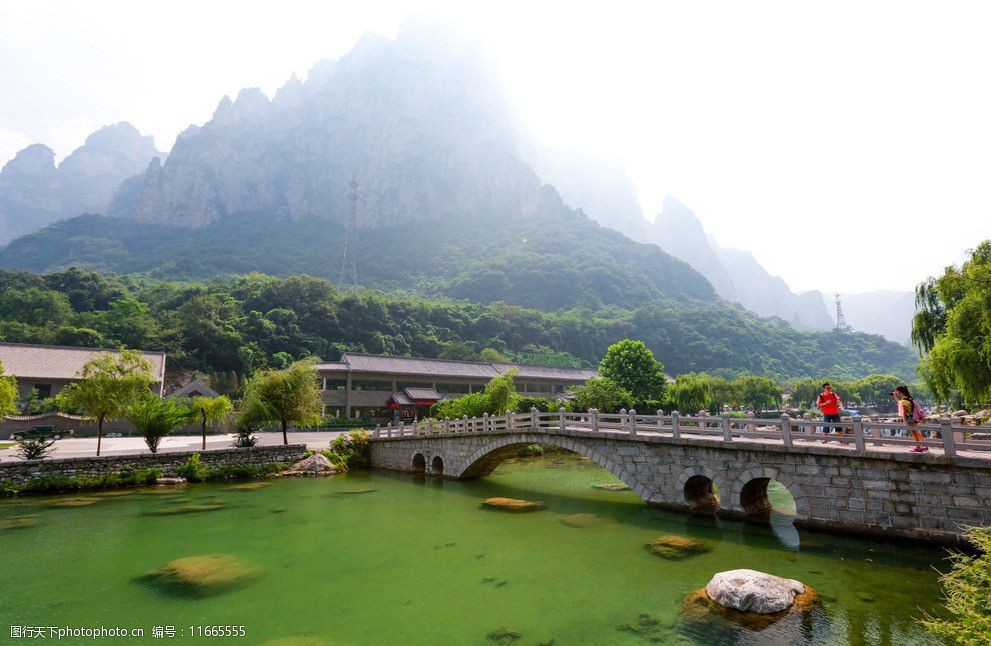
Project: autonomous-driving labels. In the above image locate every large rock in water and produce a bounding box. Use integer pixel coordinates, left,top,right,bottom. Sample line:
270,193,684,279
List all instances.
138,555,261,597
284,453,338,475
704,569,811,614
481,497,545,512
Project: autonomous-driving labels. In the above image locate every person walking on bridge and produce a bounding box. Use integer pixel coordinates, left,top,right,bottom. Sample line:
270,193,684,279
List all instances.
816,383,843,443
893,385,928,452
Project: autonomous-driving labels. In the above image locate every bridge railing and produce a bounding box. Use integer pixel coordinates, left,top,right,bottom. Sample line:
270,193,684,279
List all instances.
372,408,991,457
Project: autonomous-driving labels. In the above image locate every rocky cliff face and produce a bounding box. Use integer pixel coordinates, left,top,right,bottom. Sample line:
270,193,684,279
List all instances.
0,145,61,244
644,197,834,330
59,122,160,218
0,123,160,244
112,22,551,229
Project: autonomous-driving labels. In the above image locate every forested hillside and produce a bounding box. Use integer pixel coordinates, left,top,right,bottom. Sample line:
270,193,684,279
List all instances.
0,268,917,383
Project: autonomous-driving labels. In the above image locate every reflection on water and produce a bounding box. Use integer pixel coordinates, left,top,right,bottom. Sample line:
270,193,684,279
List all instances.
0,454,947,645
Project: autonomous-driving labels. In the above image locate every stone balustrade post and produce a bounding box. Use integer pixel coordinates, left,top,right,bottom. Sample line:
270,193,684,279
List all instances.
870,414,883,447
471,416,477,433
531,407,539,431
629,409,637,436
590,408,599,433
444,417,450,434
671,411,680,439
721,412,732,441
780,413,792,447
427,419,434,435
482,412,489,433
941,418,957,458
656,409,663,434
852,415,865,451
398,421,405,437
507,410,515,431
620,408,627,431
559,407,566,430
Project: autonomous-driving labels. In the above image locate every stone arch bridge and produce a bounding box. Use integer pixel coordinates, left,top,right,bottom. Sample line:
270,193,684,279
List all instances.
368,409,991,543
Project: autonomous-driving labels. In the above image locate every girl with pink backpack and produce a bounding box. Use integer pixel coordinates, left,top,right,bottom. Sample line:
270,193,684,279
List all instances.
893,385,927,452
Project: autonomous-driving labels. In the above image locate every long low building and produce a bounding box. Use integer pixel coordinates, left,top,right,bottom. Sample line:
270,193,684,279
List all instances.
0,342,167,398
317,353,598,422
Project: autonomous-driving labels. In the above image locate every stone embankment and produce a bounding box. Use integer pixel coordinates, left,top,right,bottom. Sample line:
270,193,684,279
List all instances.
0,445,307,485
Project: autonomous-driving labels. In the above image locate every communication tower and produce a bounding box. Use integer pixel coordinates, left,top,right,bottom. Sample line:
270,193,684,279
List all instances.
338,176,359,292
834,292,852,333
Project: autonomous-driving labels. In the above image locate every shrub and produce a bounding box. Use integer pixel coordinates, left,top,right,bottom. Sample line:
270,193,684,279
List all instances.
0,467,161,495
514,397,556,413
17,431,57,460
923,526,991,644
175,454,210,483
326,429,370,469
232,428,258,448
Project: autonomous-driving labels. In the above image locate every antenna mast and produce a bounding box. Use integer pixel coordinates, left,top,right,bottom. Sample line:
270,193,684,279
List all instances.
338,175,359,291
834,292,852,333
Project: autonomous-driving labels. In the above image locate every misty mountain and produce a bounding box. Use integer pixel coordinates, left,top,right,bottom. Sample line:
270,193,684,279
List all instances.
0,122,160,244
824,290,916,346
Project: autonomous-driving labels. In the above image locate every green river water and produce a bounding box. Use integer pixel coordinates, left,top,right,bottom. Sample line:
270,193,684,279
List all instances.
0,455,947,645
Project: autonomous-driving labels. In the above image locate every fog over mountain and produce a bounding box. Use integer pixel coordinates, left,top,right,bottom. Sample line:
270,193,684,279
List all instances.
0,122,160,244
822,290,916,347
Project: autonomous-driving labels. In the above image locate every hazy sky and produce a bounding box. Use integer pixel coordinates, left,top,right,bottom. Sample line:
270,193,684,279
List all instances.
2,1,989,293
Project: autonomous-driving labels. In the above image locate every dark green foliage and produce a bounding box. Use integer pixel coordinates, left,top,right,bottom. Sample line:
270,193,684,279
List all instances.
1,467,161,495
0,266,916,380
174,452,283,482
326,430,371,469
175,454,210,483
599,339,667,405
514,397,556,413
567,378,634,414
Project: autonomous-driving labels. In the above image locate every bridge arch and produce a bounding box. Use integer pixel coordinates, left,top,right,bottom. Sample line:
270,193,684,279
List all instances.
411,452,426,474
730,466,809,519
675,466,728,513
456,435,643,497
431,455,444,476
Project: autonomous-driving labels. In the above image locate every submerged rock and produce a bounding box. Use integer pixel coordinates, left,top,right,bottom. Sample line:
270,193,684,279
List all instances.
138,554,261,598
486,627,522,644
704,569,814,614
561,513,604,528
617,612,674,641
91,490,136,498
155,477,187,486
336,488,378,495
227,482,270,491
645,535,711,560
147,503,226,516
0,515,39,531
481,497,545,512
47,497,99,507
593,483,630,491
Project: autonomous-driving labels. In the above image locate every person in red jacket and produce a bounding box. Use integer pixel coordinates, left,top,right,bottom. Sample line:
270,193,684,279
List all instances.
816,382,844,443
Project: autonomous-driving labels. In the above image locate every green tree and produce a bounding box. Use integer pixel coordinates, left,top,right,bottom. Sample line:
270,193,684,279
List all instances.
598,339,666,405
0,287,73,327
127,397,191,453
733,375,782,414
706,375,740,413
913,241,991,405
0,359,18,416
57,350,154,456
567,378,633,414
485,368,519,415
189,395,234,451
431,369,520,419
480,347,512,363
789,378,822,411
668,373,712,414
239,358,321,445
100,298,158,348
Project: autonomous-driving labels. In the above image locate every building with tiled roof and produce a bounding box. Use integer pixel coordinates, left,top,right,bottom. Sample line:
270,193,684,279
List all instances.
315,352,597,422
0,342,166,399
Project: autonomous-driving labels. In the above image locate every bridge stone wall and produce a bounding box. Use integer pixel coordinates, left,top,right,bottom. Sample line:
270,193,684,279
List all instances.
369,429,991,543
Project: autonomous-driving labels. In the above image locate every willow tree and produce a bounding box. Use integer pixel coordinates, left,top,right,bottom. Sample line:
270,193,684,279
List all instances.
58,350,154,456
912,241,991,405
0,359,16,417
669,373,712,414
240,358,321,445
189,395,234,450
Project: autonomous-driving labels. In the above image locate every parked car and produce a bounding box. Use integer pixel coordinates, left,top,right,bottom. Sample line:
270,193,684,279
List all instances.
11,425,62,441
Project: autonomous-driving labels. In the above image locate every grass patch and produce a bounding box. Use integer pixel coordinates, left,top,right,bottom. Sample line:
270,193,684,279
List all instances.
1,467,162,496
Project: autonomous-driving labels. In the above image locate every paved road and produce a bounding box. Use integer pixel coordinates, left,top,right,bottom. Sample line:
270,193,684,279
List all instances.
0,431,344,462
